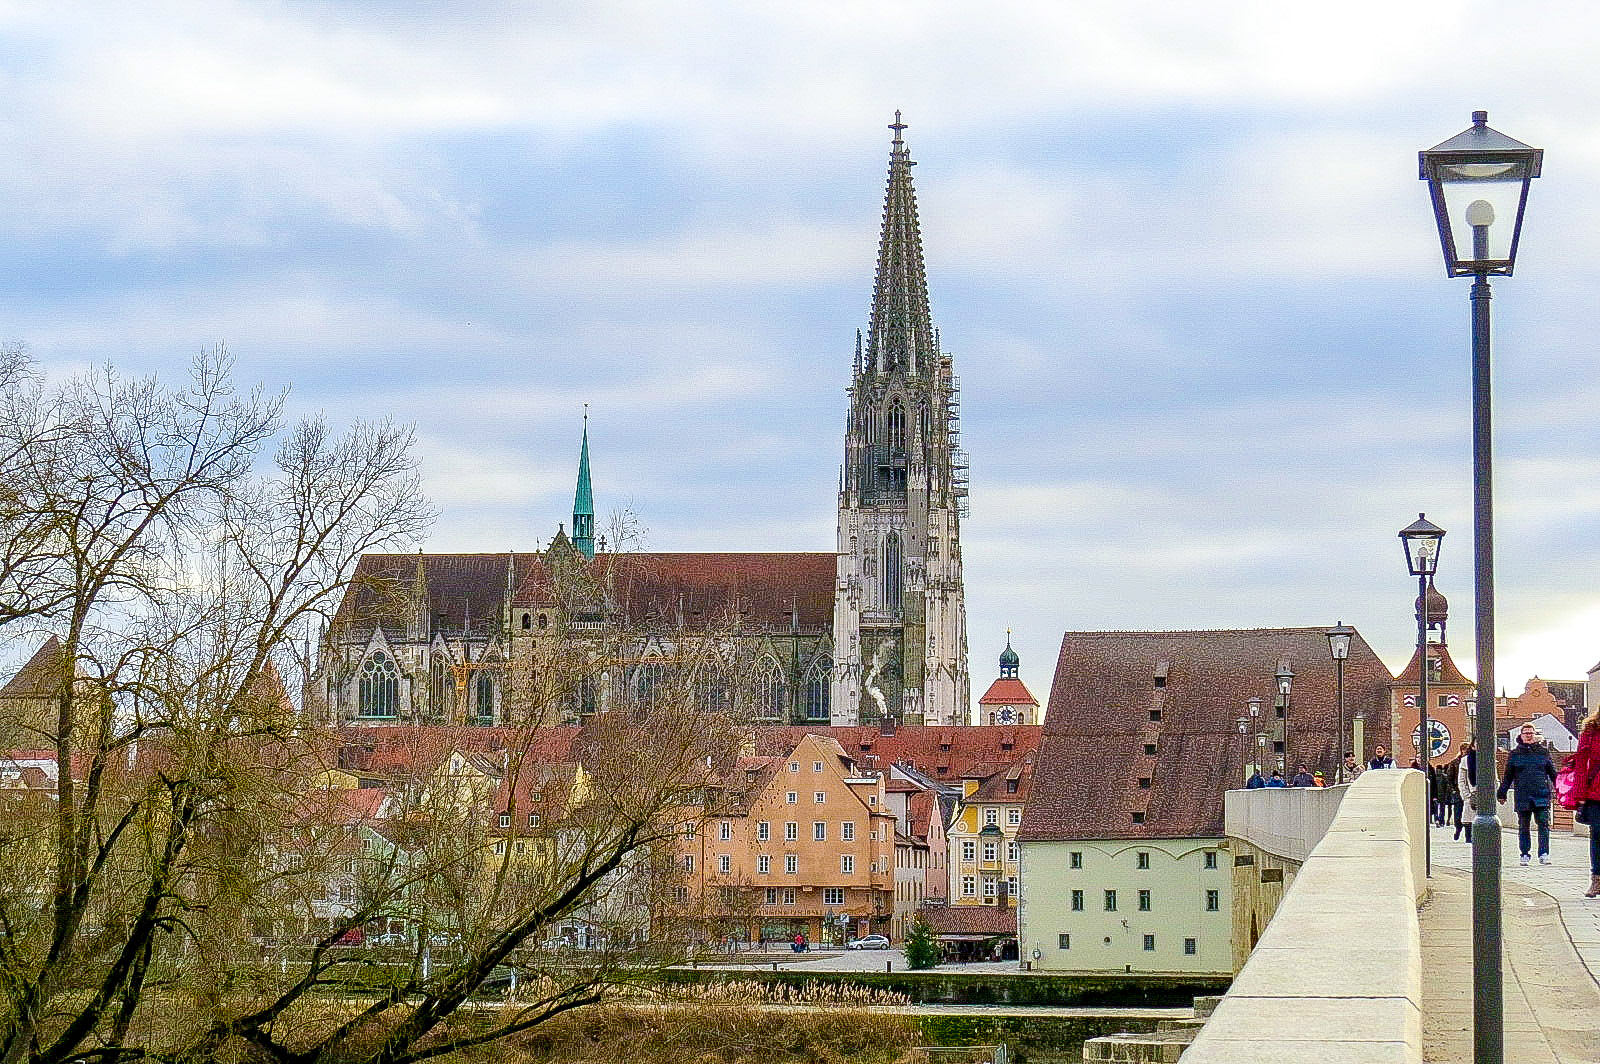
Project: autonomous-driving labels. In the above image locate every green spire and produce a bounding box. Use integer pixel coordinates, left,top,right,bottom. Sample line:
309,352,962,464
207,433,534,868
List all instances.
572,406,594,560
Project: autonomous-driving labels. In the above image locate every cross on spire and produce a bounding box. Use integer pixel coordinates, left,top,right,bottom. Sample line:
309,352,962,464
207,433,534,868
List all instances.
889,110,907,144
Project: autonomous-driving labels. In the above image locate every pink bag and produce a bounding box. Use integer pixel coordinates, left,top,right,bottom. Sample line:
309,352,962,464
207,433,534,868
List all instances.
1556,761,1579,810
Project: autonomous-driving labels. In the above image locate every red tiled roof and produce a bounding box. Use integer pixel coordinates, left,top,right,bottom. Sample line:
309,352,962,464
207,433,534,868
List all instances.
753,725,1042,782
332,551,836,640
918,905,1017,936
969,751,1036,803
977,677,1038,706
1019,628,1396,843
1393,644,1473,687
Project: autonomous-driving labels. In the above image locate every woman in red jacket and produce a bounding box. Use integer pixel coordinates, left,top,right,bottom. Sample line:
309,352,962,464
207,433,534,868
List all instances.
1573,707,1600,898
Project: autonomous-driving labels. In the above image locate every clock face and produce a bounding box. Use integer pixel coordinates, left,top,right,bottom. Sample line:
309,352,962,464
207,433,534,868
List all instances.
999,707,1015,724
1411,719,1451,759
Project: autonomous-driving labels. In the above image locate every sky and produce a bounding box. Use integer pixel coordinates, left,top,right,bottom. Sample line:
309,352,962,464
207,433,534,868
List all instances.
3,1,1599,711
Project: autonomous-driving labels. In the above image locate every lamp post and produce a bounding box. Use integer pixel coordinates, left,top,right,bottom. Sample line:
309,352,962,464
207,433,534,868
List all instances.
1420,109,1540,1064
1275,661,1294,778
1400,513,1444,879
1327,622,1354,782
1247,697,1262,776
1237,716,1249,785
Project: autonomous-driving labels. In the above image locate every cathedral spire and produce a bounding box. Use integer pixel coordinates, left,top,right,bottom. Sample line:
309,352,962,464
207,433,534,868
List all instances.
866,111,934,378
572,406,595,560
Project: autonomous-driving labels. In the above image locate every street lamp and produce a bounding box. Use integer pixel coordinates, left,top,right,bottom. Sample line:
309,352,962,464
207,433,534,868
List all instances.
1327,622,1354,782
1420,110,1541,1064
1399,512,1444,880
1237,716,1249,785
1275,661,1294,777
1246,696,1262,775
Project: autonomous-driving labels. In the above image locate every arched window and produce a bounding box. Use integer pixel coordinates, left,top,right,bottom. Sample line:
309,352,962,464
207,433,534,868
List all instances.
359,652,399,718
695,666,731,714
634,662,664,709
887,400,906,451
521,613,531,630
474,672,494,725
805,658,832,721
429,657,451,719
882,532,903,613
752,659,785,721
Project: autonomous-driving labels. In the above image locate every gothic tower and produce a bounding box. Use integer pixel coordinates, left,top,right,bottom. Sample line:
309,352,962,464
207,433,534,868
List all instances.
831,114,970,727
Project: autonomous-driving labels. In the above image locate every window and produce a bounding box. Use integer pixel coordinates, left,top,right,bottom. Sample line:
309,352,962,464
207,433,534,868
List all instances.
1136,851,1150,869
498,814,510,829
883,532,903,611
785,855,797,874
1204,850,1218,870
358,652,399,718
514,841,524,854
494,841,505,856
520,612,531,630
841,822,855,841
1138,889,1151,912
783,888,796,905
1206,889,1220,912
841,855,854,874
1058,933,1071,950
758,855,770,875
1143,934,1156,951
789,762,799,773
1070,851,1083,869
683,822,696,840
824,887,845,905
765,888,778,904
757,821,770,841
962,876,976,897
985,808,999,826
804,659,831,721
429,656,451,718
983,841,997,862
1104,890,1117,912
813,822,827,841
1007,875,1018,898
786,792,798,804
537,613,548,629
1070,889,1084,911
718,855,731,874
815,791,826,804
1149,709,1161,721
673,887,689,904
1131,812,1145,825
529,813,540,828
682,855,694,873
1007,841,1018,863
1007,808,1021,826
719,821,732,841
785,822,798,841
474,672,494,724
982,878,996,898
1138,777,1151,789
1184,938,1197,956
1144,743,1157,756
633,663,664,709
962,840,976,862
813,761,823,773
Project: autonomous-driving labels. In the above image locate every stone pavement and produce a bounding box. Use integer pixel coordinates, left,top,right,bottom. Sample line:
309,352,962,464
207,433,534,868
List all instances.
1420,822,1600,1063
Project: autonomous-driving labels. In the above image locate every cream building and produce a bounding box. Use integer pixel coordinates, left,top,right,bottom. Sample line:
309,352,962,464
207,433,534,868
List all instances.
946,752,1033,909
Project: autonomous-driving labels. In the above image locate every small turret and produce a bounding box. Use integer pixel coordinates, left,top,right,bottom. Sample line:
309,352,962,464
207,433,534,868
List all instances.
572,407,595,561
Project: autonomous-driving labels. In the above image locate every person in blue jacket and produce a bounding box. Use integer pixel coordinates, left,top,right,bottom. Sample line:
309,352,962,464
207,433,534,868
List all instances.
1498,722,1558,866
1264,770,1288,788
1245,769,1267,789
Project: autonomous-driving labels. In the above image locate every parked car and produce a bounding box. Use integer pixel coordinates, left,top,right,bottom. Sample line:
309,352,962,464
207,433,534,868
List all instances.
369,932,411,948
846,934,890,950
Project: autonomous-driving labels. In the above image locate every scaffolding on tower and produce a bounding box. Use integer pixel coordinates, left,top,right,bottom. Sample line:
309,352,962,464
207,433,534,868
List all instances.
944,363,970,517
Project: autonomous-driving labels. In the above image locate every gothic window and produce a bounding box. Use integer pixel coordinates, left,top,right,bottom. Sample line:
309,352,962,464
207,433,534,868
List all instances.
752,659,785,722
804,658,831,721
474,673,494,725
918,402,928,446
882,532,903,612
429,656,451,719
887,400,906,451
358,652,399,718
569,672,599,719
634,662,664,709
694,666,732,714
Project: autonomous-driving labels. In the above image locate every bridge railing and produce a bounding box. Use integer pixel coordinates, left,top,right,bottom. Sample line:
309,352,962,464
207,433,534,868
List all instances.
1186,769,1427,1063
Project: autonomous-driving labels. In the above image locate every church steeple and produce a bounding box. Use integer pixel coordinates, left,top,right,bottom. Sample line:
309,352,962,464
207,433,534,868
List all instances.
572,407,594,560
866,111,934,378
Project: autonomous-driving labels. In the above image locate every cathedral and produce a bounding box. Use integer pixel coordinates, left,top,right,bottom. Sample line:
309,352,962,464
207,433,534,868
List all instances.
315,117,971,728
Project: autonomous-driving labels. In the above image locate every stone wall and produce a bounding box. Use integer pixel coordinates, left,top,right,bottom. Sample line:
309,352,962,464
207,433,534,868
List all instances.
1186,769,1427,1062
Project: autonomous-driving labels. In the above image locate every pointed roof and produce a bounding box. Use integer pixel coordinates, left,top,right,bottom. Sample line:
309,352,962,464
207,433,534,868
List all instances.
1,637,68,700
866,111,934,376
573,412,593,522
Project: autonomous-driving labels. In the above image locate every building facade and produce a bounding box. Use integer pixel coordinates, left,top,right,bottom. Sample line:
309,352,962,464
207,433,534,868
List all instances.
831,114,970,729
976,635,1040,726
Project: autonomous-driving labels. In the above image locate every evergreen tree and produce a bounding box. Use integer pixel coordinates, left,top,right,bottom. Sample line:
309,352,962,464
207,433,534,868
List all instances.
903,919,940,970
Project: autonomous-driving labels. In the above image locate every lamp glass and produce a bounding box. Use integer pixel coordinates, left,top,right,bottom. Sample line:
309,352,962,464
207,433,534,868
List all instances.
1327,623,1353,661
1399,513,1445,577
1276,666,1293,697
1419,111,1542,276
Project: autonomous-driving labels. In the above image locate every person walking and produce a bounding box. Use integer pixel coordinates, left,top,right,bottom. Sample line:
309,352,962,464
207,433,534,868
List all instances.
1445,741,1469,841
1245,768,1267,789
1369,745,1394,770
1498,722,1558,866
1569,707,1600,898
1343,754,1364,781
1289,764,1316,787
1265,770,1287,788
1456,741,1475,844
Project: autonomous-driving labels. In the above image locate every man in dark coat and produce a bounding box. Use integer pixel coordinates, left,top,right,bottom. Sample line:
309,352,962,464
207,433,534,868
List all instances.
1245,769,1266,789
1498,722,1558,865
